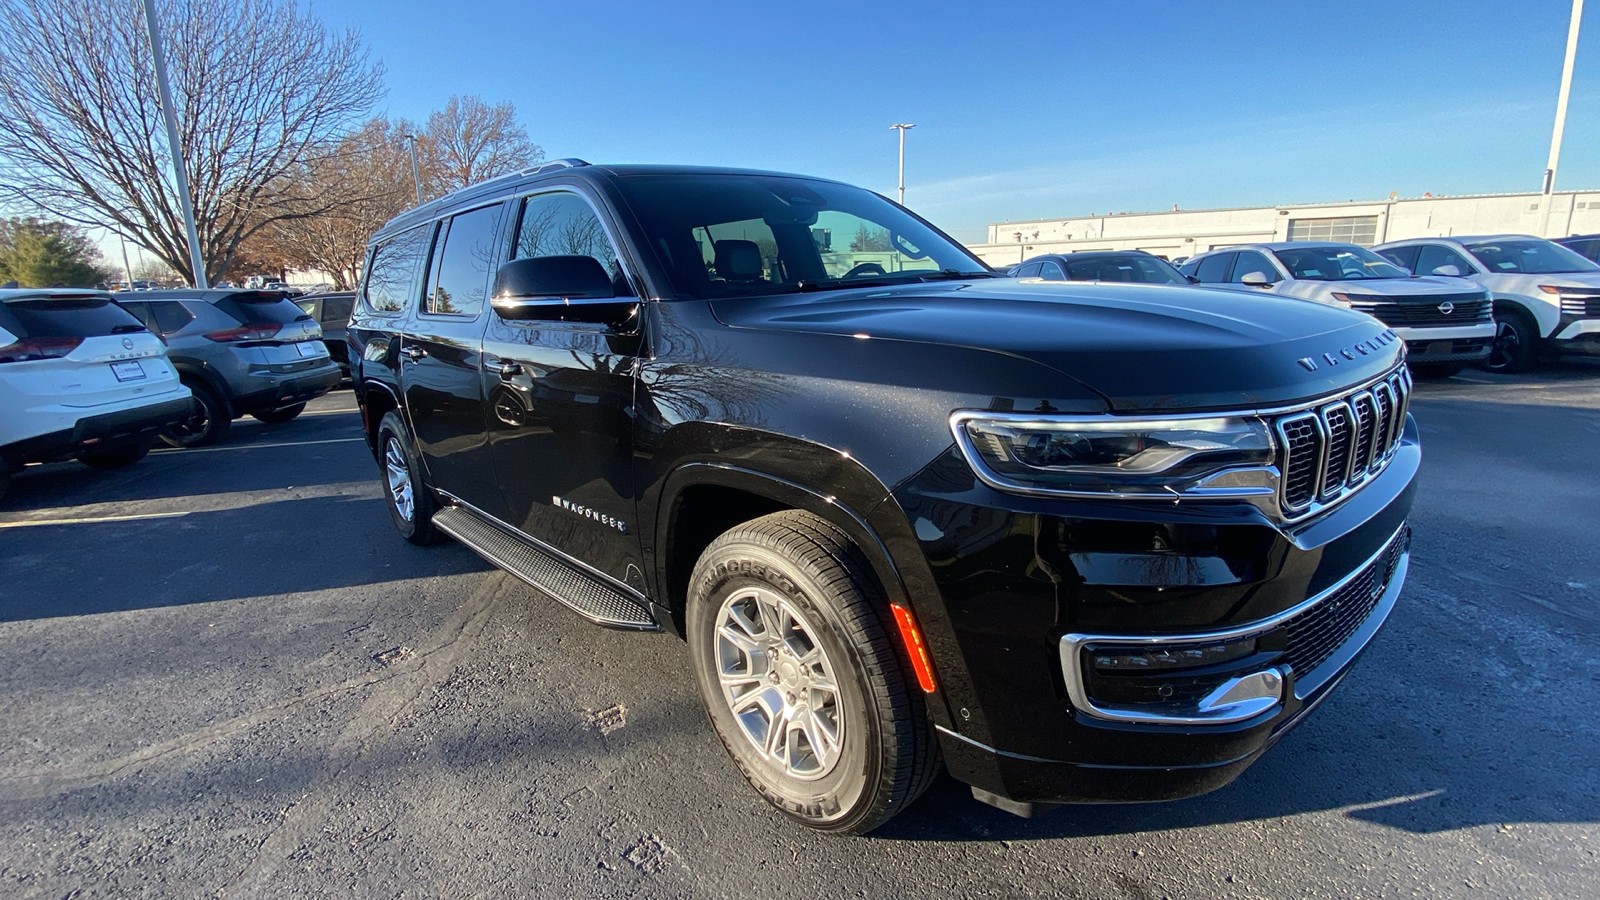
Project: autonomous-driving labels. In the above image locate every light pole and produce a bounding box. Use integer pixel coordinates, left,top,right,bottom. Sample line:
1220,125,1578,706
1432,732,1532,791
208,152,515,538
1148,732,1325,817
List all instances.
117,232,134,287
1540,0,1584,237
890,123,915,205
402,134,423,206
140,0,207,288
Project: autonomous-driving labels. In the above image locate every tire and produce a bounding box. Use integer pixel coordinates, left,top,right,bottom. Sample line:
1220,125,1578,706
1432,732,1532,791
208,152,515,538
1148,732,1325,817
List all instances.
161,381,231,448
686,510,939,834
1408,363,1463,379
79,438,153,470
377,411,443,545
1481,306,1539,374
251,402,306,424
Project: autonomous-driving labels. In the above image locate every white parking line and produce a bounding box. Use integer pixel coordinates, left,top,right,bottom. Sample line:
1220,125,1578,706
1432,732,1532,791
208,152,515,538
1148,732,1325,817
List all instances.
152,437,365,454
0,511,191,529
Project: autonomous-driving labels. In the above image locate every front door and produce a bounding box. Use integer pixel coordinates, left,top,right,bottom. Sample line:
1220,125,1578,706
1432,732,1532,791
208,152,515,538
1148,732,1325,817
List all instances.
483,188,647,587
400,201,508,518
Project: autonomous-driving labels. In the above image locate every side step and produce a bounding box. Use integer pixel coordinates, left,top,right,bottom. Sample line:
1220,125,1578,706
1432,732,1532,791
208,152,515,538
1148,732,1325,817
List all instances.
431,506,658,630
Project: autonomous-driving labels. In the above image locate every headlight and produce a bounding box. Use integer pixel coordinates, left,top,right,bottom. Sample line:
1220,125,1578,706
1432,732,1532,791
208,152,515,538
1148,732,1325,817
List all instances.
951,412,1275,497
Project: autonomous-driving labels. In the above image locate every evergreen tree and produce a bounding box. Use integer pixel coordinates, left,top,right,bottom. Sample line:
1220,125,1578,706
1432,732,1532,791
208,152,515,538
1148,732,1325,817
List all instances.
0,217,109,287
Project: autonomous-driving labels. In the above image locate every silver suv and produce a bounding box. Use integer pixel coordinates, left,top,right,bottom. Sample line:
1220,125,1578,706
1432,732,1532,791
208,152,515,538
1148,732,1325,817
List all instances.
116,290,340,446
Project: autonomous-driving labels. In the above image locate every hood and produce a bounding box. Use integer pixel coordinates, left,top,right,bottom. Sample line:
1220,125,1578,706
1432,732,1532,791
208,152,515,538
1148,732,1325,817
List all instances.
1474,269,1600,290
712,280,1402,412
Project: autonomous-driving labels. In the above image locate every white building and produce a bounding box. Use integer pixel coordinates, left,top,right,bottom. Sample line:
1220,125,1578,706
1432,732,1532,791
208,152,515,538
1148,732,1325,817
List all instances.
967,189,1600,267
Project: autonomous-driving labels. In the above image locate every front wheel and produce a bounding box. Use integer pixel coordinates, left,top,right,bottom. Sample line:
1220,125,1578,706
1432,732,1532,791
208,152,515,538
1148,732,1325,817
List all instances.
687,510,939,834
251,403,305,424
1481,307,1539,374
377,411,443,545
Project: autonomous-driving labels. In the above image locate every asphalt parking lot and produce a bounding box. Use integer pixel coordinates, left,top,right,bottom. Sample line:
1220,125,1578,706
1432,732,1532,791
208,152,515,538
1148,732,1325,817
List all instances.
2,366,1598,900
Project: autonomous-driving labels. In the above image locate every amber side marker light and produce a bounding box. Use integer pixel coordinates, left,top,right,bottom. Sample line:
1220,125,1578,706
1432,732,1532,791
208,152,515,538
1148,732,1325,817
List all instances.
890,603,937,693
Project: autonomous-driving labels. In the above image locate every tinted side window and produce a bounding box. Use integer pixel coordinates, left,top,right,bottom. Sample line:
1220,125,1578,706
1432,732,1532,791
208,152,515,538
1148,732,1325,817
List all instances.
1014,261,1043,278
1414,244,1475,277
151,301,195,335
117,300,153,329
363,225,432,314
1377,245,1420,272
320,296,354,324
1229,251,1279,284
1038,261,1066,281
1193,253,1234,283
512,192,632,296
425,203,503,316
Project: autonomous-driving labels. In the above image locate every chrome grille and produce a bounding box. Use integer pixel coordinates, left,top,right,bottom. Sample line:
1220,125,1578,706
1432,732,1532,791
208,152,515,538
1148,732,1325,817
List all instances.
1559,293,1600,316
1282,530,1407,686
1274,368,1411,517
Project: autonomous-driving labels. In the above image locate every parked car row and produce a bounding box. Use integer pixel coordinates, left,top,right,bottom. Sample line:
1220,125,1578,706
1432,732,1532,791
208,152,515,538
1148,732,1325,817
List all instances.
0,287,343,499
1005,232,1600,377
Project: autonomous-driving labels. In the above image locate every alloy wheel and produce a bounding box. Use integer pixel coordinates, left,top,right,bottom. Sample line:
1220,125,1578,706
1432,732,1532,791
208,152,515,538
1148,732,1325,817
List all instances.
384,436,414,522
713,586,846,781
1487,319,1522,371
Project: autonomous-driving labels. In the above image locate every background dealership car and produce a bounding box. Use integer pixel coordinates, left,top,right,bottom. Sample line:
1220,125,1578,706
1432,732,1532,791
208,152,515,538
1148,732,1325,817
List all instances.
1180,242,1494,377
293,291,356,379
115,289,340,446
0,288,191,500
1375,234,1600,373
1554,232,1600,263
1011,250,1191,284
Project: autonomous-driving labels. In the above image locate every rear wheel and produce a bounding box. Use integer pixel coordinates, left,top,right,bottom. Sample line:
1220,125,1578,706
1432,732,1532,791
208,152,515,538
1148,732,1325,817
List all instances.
378,411,443,545
161,381,231,448
79,438,153,470
251,402,306,424
686,510,939,834
1481,307,1538,374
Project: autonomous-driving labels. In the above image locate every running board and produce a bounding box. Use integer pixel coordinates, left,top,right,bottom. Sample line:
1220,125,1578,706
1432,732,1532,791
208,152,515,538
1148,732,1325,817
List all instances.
431,505,658,630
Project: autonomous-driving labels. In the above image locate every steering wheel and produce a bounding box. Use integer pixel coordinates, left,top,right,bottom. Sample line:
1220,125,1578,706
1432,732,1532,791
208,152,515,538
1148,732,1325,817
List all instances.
842,262,887,279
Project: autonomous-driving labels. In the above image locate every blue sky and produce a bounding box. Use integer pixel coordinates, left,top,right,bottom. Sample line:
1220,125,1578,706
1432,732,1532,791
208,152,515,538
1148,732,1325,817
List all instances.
321,1,1595,244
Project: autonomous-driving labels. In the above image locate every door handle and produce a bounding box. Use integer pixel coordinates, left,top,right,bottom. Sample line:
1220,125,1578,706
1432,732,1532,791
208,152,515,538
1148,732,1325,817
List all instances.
399,345,424,360
492,360,523,380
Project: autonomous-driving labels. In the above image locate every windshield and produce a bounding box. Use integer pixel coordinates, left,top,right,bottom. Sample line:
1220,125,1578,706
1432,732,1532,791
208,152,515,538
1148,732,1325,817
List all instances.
1464,239,1599,275
1063,255,1187,284
612,173,989,300
1271,246,1408,281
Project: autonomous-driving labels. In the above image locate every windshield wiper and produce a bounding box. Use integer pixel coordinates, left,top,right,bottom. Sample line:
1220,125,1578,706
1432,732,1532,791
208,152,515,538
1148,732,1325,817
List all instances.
922,269,995,280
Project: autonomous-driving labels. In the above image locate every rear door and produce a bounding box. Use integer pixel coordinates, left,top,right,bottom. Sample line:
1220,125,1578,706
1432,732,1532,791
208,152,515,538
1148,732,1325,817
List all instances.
482,187,647,586
400,201,508,516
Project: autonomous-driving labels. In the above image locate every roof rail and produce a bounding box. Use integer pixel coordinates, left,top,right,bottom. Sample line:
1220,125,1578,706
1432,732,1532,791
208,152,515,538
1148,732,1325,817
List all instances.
521,158,590,176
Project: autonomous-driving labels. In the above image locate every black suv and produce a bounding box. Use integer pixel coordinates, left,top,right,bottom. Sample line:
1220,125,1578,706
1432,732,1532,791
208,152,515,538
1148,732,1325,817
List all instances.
352,161,1418,834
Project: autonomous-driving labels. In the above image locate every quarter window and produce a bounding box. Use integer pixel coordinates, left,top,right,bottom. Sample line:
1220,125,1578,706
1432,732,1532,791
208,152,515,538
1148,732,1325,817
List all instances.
424,203,504,317
1039,261,1066,281
363,225,432,314
1014,261,1043,278
151,301,194,334
512,192,632,296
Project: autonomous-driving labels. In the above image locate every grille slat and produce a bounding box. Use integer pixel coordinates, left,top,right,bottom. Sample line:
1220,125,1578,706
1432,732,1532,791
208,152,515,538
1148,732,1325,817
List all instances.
1274,368,1407,518
1559,295,1600,316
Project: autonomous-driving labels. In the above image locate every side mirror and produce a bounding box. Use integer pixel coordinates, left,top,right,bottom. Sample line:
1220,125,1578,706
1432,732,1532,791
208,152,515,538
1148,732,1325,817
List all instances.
1430,264,1462,277
491,256,638,330
1239,271,1273,287
1185,274,1200,284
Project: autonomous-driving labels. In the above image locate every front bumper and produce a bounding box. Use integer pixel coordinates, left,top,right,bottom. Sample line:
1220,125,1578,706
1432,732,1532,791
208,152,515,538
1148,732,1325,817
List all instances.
1396,323,1493,362
1551,316,1600,352
890,415,1419,806
0,395,192,470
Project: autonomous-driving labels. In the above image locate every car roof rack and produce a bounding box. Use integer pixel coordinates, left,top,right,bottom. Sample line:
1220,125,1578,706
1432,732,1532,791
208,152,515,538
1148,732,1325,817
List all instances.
521,158,590,176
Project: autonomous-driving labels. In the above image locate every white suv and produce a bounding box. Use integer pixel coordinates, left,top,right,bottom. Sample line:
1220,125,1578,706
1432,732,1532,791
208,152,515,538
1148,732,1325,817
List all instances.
1178,242,1495,377
0,289,192,500
1374,234,1600,373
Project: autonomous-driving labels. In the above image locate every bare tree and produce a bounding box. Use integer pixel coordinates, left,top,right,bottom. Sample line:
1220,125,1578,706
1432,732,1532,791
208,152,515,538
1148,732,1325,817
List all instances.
248,118,418,289
0,0,383,286
421,95,543,193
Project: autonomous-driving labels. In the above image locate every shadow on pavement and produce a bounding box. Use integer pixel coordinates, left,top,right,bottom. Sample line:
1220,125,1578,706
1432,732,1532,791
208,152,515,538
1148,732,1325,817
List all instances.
0,493,490,622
